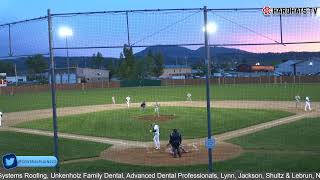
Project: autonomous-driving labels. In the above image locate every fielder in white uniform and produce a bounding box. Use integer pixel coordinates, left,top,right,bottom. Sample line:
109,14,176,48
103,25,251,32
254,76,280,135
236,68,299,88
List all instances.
187,93,192,101
112,96,116,104
294,95,301,109
150,123,160,150
154,102,160,117
0,112,2,127
305,97,312,111
126,96,131,108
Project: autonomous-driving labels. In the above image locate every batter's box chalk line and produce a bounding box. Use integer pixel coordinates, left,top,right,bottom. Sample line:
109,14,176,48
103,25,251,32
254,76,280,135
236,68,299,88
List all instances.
145,147,152,154
192,143,200,151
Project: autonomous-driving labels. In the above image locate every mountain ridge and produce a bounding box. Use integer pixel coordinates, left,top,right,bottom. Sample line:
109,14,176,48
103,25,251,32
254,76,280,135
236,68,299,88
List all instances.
1,46,319,73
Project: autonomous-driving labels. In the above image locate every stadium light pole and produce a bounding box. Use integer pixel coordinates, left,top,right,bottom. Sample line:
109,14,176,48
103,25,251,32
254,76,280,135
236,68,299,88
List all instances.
203,6,219,173
14,63,17,86
47,9,59,172
58,26,73,84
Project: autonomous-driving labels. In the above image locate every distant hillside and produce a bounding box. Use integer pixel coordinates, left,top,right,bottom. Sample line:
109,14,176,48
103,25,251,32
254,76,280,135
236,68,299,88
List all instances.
135,45,249,57
135,45,250,64
1,45,319,73
135,45,192,58
135,45,320,66
191,46,250,57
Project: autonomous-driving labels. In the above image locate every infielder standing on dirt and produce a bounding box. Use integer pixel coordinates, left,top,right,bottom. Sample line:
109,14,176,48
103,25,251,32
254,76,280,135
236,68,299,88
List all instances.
305,96,312,111
0,112,2,127
187,93,192,101
154,102,160,117
126,96,131,108
112,95,116,104
294,95,300,108
150,123,160,150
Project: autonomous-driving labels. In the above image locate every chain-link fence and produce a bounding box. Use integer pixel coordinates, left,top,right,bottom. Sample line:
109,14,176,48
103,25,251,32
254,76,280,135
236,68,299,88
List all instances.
1,8,320,58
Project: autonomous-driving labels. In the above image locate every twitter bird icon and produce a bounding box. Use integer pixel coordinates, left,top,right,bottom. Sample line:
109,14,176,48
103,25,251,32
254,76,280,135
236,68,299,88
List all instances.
2,153,17,169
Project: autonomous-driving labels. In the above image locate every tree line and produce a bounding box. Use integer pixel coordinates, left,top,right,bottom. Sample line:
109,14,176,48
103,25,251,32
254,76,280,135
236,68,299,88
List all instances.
0,45,164,81
111,47,164,79
85,46,164,80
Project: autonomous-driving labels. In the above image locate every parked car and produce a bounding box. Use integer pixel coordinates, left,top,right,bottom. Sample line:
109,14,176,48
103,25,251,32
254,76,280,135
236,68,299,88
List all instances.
273,72,282,77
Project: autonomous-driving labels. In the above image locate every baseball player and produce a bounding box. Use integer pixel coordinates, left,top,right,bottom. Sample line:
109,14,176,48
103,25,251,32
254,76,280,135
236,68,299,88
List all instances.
305,96,312,111
154,102,160,117
187,93,192,101
0,112,2,127
169,129,182,158
140,100,146,111
125,96,131,108
112,95,116,104
150,123,160,150
294,95,301,108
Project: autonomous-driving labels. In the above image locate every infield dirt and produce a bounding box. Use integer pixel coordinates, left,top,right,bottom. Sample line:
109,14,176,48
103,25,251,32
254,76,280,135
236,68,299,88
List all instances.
100,142,243,166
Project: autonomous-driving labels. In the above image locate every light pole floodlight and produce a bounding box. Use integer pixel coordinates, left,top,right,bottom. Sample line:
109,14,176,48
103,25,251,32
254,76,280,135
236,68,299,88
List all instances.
58,26,73,37
58,26,73,84
202,22,218,34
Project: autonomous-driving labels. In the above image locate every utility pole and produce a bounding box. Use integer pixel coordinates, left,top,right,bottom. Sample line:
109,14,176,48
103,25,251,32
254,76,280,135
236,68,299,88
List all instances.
47,9,59,172
14,63,17,86
66,37,70,84
126,11,131,46
8,24,12,56
185,56,188,66
203,6,213,172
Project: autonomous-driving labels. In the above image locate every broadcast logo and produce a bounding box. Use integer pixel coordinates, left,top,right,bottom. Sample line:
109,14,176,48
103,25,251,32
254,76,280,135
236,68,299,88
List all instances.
2,153,18,170
2,153,57,170
262,6,319,16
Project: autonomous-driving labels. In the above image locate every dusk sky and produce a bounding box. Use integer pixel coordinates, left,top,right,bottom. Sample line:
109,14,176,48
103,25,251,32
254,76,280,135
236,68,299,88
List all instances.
1,0,320,58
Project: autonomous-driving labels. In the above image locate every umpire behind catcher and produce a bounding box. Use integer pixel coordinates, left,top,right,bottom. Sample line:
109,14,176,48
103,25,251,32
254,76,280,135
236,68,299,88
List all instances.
169,129,182,158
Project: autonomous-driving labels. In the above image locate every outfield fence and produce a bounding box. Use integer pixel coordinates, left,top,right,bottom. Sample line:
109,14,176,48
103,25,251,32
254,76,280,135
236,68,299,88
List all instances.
162,76,320,86
1,76,319,95
0,81,119,95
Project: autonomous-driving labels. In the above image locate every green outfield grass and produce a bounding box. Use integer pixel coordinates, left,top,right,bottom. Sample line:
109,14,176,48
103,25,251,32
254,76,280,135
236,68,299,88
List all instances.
15,107,293,141
0,131,111,161
1,83,320,112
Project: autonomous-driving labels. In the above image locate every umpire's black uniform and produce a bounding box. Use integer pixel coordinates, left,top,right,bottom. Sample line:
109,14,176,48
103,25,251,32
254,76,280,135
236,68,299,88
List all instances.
169,129,182,158
141,101,146,109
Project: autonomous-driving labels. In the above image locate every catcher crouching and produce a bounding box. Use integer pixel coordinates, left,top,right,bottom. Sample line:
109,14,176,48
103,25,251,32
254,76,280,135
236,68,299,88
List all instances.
167,129,188,158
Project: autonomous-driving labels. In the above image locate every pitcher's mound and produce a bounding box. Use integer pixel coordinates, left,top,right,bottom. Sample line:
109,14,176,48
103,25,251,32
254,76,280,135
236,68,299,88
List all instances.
101,142,243,166
135,115,176,122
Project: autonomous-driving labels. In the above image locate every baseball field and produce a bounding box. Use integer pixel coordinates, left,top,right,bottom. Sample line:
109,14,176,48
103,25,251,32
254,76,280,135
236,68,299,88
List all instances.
1,83,320,172
1,83,320,112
